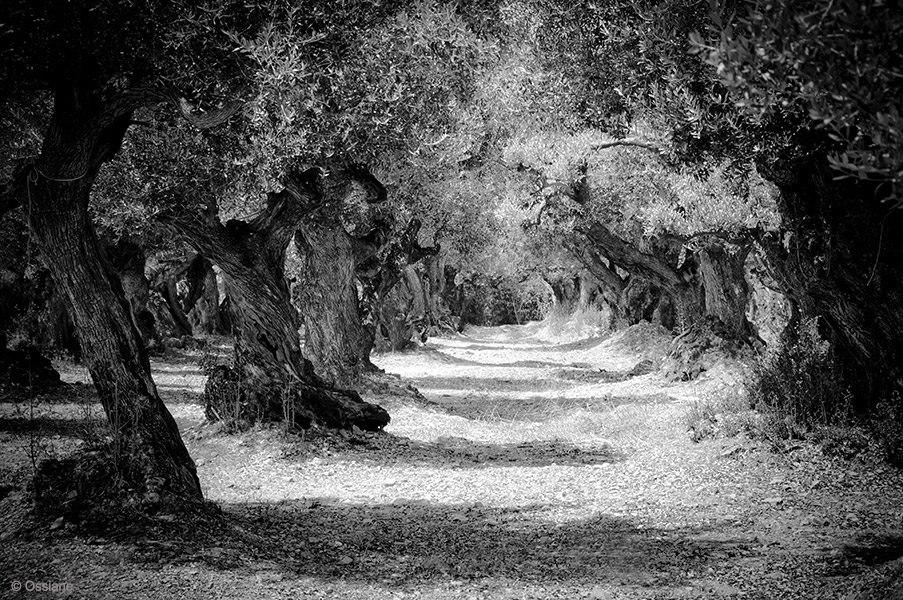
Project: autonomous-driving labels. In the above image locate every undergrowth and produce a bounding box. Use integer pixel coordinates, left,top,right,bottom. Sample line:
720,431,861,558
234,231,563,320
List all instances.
685,318,903,466
685,388,759,443
749,317,850,429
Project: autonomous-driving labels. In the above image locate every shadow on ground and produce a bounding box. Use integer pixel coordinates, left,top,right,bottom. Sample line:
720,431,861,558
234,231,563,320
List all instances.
402,389,671,422
405,375,565,393
282,432,623,467
396,347,569,369
0,416,104,437
118,499,753,589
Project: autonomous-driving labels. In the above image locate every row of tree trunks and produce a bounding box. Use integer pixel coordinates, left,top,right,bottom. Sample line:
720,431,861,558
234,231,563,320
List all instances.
169,165,390,431
357,218,440,350
574,220,762,339
17,85,201,501
560,217,759,381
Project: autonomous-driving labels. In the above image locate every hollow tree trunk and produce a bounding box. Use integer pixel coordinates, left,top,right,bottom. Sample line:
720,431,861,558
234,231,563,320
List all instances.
170,166,389,431
159,269,193,337
575,222,765,381
563,239,628,326
378,280,417,351
295,212,375,388
422,254,455,332
578,223,706,329
621,278,674,327
147,252,218,338
542,275,582,312
20,92,200,500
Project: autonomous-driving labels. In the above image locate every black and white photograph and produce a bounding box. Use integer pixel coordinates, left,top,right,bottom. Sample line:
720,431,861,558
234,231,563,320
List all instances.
1,1,901,598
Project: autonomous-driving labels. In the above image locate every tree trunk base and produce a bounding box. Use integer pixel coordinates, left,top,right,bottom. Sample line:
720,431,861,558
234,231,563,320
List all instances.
204,365,390,432
662,316,749,382
32,437,202,522
357,369,437,409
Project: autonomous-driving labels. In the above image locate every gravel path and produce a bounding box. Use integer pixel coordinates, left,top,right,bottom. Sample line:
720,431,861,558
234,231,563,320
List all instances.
1,323,902,599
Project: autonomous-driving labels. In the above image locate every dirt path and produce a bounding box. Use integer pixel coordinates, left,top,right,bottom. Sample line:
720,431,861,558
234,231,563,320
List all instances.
1,323,902,599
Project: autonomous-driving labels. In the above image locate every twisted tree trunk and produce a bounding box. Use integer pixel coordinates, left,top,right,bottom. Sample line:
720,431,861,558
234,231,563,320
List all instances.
357,218,439,350
292,165,390,387
760,157,903,403
579,222,705,328
171,166,389,431
187,257,221,335
107,240,158,347
295,212,375,388
698,242,753,340
13,86,201,501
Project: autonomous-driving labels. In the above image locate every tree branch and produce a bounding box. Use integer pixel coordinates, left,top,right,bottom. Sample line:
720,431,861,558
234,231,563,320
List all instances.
103,84,245,130
175,97,244,129
659,230,756,247
589,138,665,155
580,222,685,292
562,238,627,296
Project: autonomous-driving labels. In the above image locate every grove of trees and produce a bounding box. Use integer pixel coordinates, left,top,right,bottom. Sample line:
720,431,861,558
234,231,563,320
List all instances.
1,0,900,506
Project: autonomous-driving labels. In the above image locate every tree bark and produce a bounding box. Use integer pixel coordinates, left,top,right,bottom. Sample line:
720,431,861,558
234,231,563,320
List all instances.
158,266,194,337
170,166,389,431
21,86,200,500
187,257,221,335
698,242,753,340
542,275,581,312
146,252,219,338
107,240,158,348
577,223,705,329
562,239,628,325
759,157,903,401
357,217,439,350
295,211,375,388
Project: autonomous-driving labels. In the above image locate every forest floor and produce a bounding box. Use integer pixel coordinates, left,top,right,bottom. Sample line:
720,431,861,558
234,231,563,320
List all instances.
1,320,903,599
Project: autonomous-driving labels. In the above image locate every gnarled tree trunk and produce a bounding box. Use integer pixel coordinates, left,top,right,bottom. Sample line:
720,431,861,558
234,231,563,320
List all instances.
698,242,753,340
760,157,903,403
579,222,706,329
295,212,375,388
188,257,221,335
14,88,201,501
170,166,389,431
107,240,158,348
357,217,439,350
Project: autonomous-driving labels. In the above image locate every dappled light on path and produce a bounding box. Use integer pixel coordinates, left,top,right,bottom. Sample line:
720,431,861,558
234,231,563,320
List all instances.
2,323,903,599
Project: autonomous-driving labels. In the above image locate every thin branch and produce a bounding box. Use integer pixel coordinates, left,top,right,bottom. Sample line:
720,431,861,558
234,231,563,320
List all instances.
175,97,244,129
588,138,665,155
